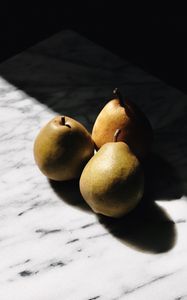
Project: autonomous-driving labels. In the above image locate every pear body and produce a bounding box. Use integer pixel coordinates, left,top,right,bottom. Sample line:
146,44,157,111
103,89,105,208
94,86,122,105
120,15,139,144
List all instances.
80,142,144,217
34,116,94,181
92,98,153,159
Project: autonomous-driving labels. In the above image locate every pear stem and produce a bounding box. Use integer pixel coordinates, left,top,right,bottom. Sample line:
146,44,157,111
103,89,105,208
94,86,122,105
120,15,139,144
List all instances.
60,116,71,128
113,129,121,142
61,116,65,125
113,88,125,106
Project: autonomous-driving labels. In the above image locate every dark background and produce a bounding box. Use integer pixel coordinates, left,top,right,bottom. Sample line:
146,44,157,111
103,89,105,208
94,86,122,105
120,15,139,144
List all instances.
0,8,186,92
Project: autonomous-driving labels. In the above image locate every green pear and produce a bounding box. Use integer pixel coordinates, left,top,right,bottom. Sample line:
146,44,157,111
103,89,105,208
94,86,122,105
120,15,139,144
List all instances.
34,116,94,181
80,129,144,217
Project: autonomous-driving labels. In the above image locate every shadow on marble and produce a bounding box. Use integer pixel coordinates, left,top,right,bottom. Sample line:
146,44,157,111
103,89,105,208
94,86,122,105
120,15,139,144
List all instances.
98,198,176,253
49,179,92,213
143,152,183,202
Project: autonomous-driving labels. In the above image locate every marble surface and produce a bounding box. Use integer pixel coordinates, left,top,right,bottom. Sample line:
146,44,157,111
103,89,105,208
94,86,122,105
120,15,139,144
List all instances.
0,30,187,300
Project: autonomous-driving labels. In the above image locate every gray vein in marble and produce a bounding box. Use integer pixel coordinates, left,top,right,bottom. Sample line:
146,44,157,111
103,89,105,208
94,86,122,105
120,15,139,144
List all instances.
10,259,31,269
48,261,65,268
81,222,97,229
66,238,79,244
118,272,174,298
19,270,38,277
175,296,187,300
87,233,109,239
35,228,62,237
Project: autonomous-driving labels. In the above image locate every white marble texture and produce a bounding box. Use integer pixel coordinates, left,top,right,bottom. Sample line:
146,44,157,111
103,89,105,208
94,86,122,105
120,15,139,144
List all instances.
0,30,187,300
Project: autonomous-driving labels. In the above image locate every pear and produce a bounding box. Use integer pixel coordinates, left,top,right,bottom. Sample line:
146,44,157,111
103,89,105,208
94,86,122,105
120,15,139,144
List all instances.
92,88,153,159
34,116,94,181
80,129,144,218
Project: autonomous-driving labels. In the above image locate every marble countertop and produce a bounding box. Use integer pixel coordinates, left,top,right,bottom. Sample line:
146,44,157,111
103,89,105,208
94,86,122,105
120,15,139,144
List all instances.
0,30,187,300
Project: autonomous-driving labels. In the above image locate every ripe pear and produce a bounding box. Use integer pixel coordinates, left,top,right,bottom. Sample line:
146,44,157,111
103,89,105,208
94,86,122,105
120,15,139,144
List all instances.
80,130,144,218
92,88,153,159
34,116,94,181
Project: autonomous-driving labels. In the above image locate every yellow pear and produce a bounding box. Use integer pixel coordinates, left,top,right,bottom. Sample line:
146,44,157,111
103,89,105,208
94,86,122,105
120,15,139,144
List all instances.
34,116,94,181
92,88,153,159
80,129,144,218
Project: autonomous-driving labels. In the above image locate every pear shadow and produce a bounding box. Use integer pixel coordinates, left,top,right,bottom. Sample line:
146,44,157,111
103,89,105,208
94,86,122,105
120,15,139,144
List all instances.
143,152,183,202
98,196,177,253
49,179,92,213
